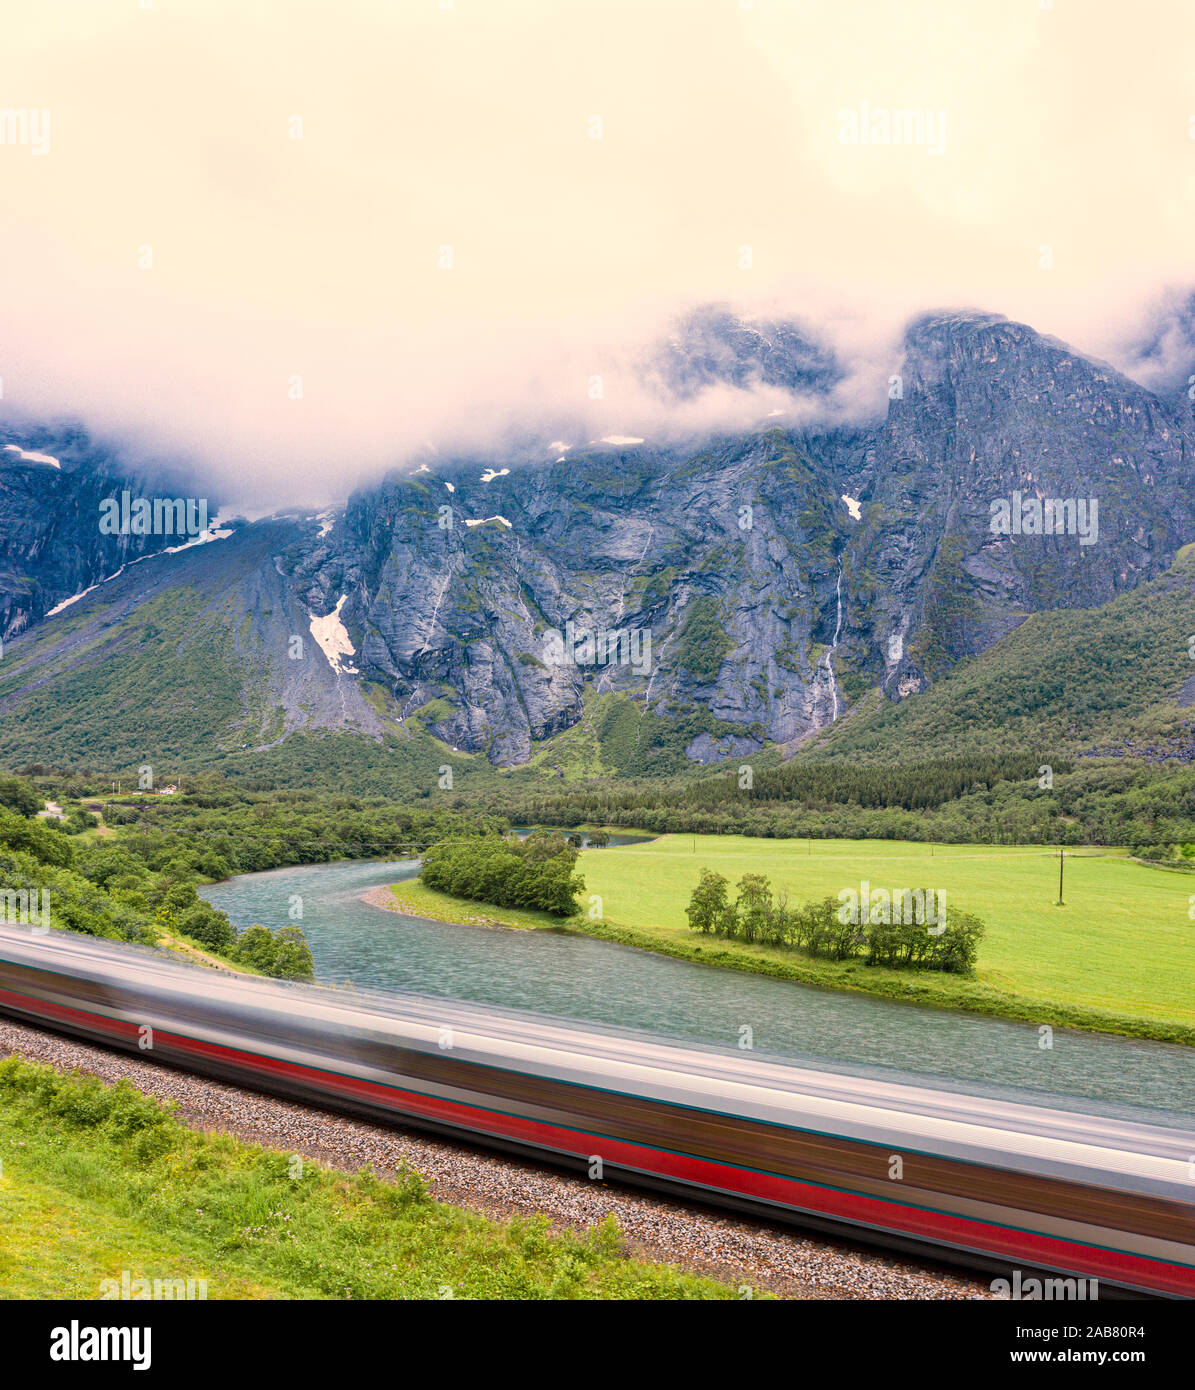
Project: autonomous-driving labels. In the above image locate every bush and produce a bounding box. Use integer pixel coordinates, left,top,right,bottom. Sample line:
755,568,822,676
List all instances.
231,924,315,980
0,774,41,818
176,901,235,952
0,807,73,867
421,833,584,916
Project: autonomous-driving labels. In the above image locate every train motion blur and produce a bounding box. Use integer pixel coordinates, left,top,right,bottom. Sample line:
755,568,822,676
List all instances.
1,923,1192,1297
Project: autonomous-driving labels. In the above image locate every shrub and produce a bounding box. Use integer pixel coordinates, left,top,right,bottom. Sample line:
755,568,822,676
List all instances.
421,833,584,916
0,774,41,818
176,901,236,952
231,924,315,980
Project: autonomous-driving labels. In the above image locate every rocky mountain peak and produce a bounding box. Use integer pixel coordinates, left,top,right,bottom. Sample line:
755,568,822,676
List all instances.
652,303,843,402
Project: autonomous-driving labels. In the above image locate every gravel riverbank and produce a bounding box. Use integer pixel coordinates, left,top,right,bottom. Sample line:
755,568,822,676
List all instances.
359,883,518,929
1,1019,991,1301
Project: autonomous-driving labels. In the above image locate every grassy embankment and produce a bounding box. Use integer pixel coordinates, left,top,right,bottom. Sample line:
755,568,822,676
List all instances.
0,1056,739,1301
381,835,1195,1045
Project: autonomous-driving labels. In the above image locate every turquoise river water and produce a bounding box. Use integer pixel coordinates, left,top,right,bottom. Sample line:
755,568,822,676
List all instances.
201,854,1195,1129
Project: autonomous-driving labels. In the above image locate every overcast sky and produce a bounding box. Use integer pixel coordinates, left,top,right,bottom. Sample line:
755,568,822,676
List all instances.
1,0,1193,505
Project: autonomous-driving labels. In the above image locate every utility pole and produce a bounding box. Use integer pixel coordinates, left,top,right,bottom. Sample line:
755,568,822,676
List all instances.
1056,845,1065,906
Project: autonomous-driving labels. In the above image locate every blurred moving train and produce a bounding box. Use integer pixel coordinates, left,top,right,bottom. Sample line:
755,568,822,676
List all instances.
1,922,1193,1297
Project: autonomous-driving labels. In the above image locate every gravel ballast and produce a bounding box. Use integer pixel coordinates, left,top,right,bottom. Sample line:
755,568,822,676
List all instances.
1,1019,991,1300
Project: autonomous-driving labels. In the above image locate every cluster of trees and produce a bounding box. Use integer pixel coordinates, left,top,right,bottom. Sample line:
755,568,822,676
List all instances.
0,775,43,819
0,842,155,947
685,868,984,974
0,777,314,979
1133,841,1195,867
687,755,1067,812
487,756,1195,848
90,792,505,880
421,832,585,916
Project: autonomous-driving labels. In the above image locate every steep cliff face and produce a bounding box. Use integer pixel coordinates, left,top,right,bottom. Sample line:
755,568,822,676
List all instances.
288,311,1195,765
291,429,863,765
3,309,1194,774
840,313,1195,699
0,421,212,643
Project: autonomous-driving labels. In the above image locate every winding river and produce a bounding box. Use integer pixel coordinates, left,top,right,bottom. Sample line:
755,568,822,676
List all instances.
201,854,1195,1129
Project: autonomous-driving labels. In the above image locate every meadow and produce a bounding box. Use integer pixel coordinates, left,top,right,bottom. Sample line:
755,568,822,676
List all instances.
389,835,1195,1043
0,1056,736,1301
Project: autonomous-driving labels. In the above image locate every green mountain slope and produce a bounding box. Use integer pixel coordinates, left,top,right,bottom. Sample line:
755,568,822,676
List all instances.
804,545,1195,764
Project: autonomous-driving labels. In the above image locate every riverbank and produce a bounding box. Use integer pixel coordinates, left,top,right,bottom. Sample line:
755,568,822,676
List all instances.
369,837,1195,1047
365,880,571,932
155,927,265,975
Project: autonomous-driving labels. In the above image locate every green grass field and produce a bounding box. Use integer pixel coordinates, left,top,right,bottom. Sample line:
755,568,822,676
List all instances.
0,1056,738,1301
388,836,1195,1044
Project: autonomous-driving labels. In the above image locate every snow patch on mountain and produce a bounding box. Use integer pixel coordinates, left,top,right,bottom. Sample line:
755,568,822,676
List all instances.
46,580,107,617
162,514,234,556
3,444,60,468
309,594,359,675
